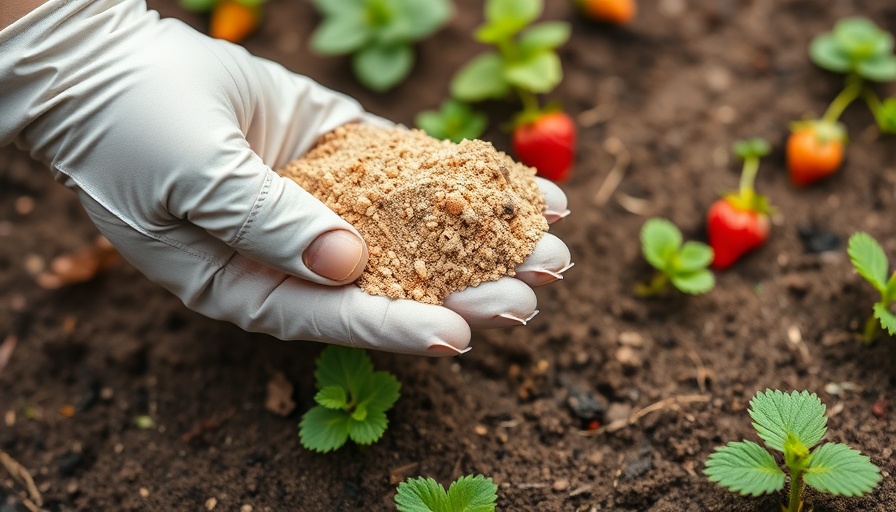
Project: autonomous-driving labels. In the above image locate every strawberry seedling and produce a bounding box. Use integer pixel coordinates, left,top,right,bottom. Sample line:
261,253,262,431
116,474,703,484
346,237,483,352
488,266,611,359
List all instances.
450,0,576,181
395,474,498,512
180,0,266,43
789,17,896,185
705,390,881,512
416,99,488,143
299,345,400,453
310,0,453,92
637,218,715,297
847,232,896,342
707,138,773,269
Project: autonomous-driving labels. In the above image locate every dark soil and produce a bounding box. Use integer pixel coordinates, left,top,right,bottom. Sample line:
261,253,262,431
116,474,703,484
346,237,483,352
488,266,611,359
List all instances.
2,1,896,511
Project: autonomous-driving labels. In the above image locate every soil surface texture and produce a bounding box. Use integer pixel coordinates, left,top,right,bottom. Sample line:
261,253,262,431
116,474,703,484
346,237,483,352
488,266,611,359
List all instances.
2,1,896,511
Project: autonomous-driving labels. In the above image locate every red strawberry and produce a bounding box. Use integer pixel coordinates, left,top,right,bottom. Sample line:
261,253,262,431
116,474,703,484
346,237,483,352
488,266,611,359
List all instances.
707,138,773,269
512,111,577,182
707,198,770,269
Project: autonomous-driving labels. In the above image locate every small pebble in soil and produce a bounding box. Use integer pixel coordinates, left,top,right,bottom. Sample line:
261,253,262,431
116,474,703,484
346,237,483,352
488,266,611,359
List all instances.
872,400,888,418
56,450,85,476
205,497,217,510
240,506,253,512
565,390,607,424
139,487,149,498
798,225,841,254
552,479,570,492
622,443,653,481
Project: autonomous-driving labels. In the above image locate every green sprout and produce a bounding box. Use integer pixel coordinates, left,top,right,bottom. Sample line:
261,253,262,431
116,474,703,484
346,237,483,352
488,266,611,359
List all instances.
310,0,453,92
450,0,570,113
416,99,488,143
705,390,881,512
847,232,896,342
809,17,896,135
637,218,715,297
395,474,498,512
299,345,400,453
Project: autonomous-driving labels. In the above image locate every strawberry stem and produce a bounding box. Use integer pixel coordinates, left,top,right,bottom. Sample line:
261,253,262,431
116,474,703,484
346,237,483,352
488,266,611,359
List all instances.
862,87,884,126
863,312,880,343
822,77,863,123
517,89,541,118
635,272,669,297
738,155,760,199
786,469,805,512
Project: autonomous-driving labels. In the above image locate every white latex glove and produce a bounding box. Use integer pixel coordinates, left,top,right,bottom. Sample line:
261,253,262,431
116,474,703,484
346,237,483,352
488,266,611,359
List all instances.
0,0,572,357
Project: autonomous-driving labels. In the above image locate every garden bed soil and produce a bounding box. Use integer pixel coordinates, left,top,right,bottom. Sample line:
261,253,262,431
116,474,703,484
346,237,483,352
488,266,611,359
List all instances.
2,1,896,511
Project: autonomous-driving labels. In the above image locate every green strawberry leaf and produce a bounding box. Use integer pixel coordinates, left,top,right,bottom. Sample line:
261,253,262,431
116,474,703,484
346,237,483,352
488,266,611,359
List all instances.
315,346,374,400
676,242,714,273
874,97,896,134
485,0,541,27
299,406,351,453
641,218,682,272
848,232,889,294
833,18,893,59
446,475,499,512
313,0,364,17
416,100,487,143
670,269,715,295
857,55,896,82
518,22,570,56
390,0,453,41
733,138,771,160
749,390,827,453
395,475,498,512
704,441,785,496
504,51,562,93
362,371,402,414
315,385,348,409
352,43,414,92
348,409,387,445
451,52,511,101
310,12,371,56
810,34,853,73
804,443,882,496
872,303,896,335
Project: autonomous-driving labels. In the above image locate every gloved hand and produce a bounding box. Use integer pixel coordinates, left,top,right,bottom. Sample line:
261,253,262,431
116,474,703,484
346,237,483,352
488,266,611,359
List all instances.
0,0,572,356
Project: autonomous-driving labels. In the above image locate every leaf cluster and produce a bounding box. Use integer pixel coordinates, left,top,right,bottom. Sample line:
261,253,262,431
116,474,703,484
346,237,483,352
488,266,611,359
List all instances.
732,138,771,160
451,0,570,102
299,345,401,453
705,390,881,500
180,0,264,12
847,232,896,336
416,100,488,143
310,0,452,91
640,218,715,295
395,474,498,512
810,17,896,82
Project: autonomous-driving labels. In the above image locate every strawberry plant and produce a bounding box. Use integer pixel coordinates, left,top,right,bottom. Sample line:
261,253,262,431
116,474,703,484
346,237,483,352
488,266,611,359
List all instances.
416,99,488,143
180,0,265,43
450,0,576,181
299,345,400,453
637,218,715,297
575,0,636,25
705,390,881,512
310,0,453,92
395,474,498,512
847,232,896,342
788,17,896,185
707,138,773,269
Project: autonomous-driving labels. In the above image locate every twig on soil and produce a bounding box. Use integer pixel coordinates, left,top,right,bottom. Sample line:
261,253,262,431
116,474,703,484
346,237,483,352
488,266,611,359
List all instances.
686,350,713,394
0,450,44,510
577,394,710,437
594,137,630,206
0,335,18,375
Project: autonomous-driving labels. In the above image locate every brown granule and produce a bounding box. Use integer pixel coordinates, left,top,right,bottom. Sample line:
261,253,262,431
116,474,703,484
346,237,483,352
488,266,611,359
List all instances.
277,124,547,304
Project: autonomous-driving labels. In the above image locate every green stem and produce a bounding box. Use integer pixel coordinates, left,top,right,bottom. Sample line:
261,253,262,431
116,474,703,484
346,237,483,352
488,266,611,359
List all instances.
786,470,804,512
738,156,759,198
517,88,541,116
635,272,669,297
863,87,884,125
863,311,881,343
822,77,863,123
